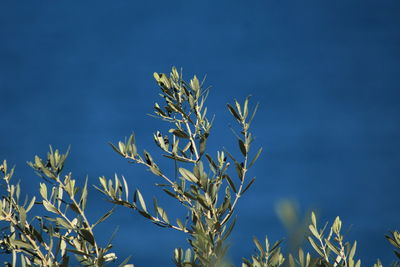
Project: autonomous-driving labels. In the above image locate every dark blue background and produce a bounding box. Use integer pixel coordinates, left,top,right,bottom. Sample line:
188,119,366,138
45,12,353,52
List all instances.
1,1,399,266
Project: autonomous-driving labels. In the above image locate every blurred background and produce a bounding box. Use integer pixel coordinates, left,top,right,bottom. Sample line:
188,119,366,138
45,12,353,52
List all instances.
1,1,399,266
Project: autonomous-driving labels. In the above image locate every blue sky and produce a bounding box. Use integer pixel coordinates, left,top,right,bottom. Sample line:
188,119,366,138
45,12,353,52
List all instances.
1,1,399,265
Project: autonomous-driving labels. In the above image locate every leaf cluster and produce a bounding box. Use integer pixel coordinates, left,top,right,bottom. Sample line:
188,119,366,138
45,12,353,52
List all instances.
0,149,132,266
100,67,263,266
1,67,399,267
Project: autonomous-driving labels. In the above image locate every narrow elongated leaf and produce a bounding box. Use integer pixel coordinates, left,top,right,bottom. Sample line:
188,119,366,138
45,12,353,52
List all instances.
169,129,189,139
224,174,237,193
205,154,218,171
227,104,241,121
253,236,264,254
143,150,153,165
249,147,262,168
249,102,259,124
299,248,305,267
118,256,132,267
138,210,152,220
42,200,60,214
163,154,193,163
332,216,342,235
19,207,26,228
135,190,147,212
56,218,73,229
80,229,95,246
99,176,107,191
325,239,340,255
349,241,357,260
109,142,125,157
308,237,324,257
80,177,88,210
40,183,47,200
122,176,129,201
70,203,80,215
222,217,236,241
234,162,244,181
238,139,247,156
288,254,295,267
176,218,184,229
163,189,178,200
93,208,115,227
157,206,169,224
25,196,36,213
241,178,256,195
309,225,320,238
311,212,317,227
200,135,207,156
179,168,198,183
13,240,34,250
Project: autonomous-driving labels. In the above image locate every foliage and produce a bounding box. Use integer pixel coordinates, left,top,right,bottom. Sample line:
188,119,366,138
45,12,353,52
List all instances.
0,67,398,267
0,151,129,266
98,67,261,266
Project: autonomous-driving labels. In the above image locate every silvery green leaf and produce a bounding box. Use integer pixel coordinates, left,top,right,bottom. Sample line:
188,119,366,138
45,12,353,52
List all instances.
109,142,125,157
309,225,320,238
289,254,295,267
118,256,132,267
249,147,262,168
349,241,357,260
311,212,317,228
179,168,198,183
238,139,247,156
249,102,259,124
308,237,324,257
122,175,129,201
40,183,47,200
157,206,169,224
162,189,178,200
332,216,342,235
200,135,207,156
42,200,60,215
227,104,241,122
224,174,237,193
25,196,36,213
325,239,340,255
253,236,264,254
299,248,305,267
234,100,242,118
79,229,95,246
241,177,256,195
19,207,26,228
56,217,73,229
169,129,189,139
135,190,147,212
93,208,115,227
80,177,88,211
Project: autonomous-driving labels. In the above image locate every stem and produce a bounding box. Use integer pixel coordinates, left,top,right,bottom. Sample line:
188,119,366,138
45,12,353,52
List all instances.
338,236,347,267
54,176,100,258
318,235,329,263
220,128,249,227
185,119,199,161
70,194,99,256
4,179,58,264
12,218,49,266
3,183,50,266
128,155,194,208
164,150,197,164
